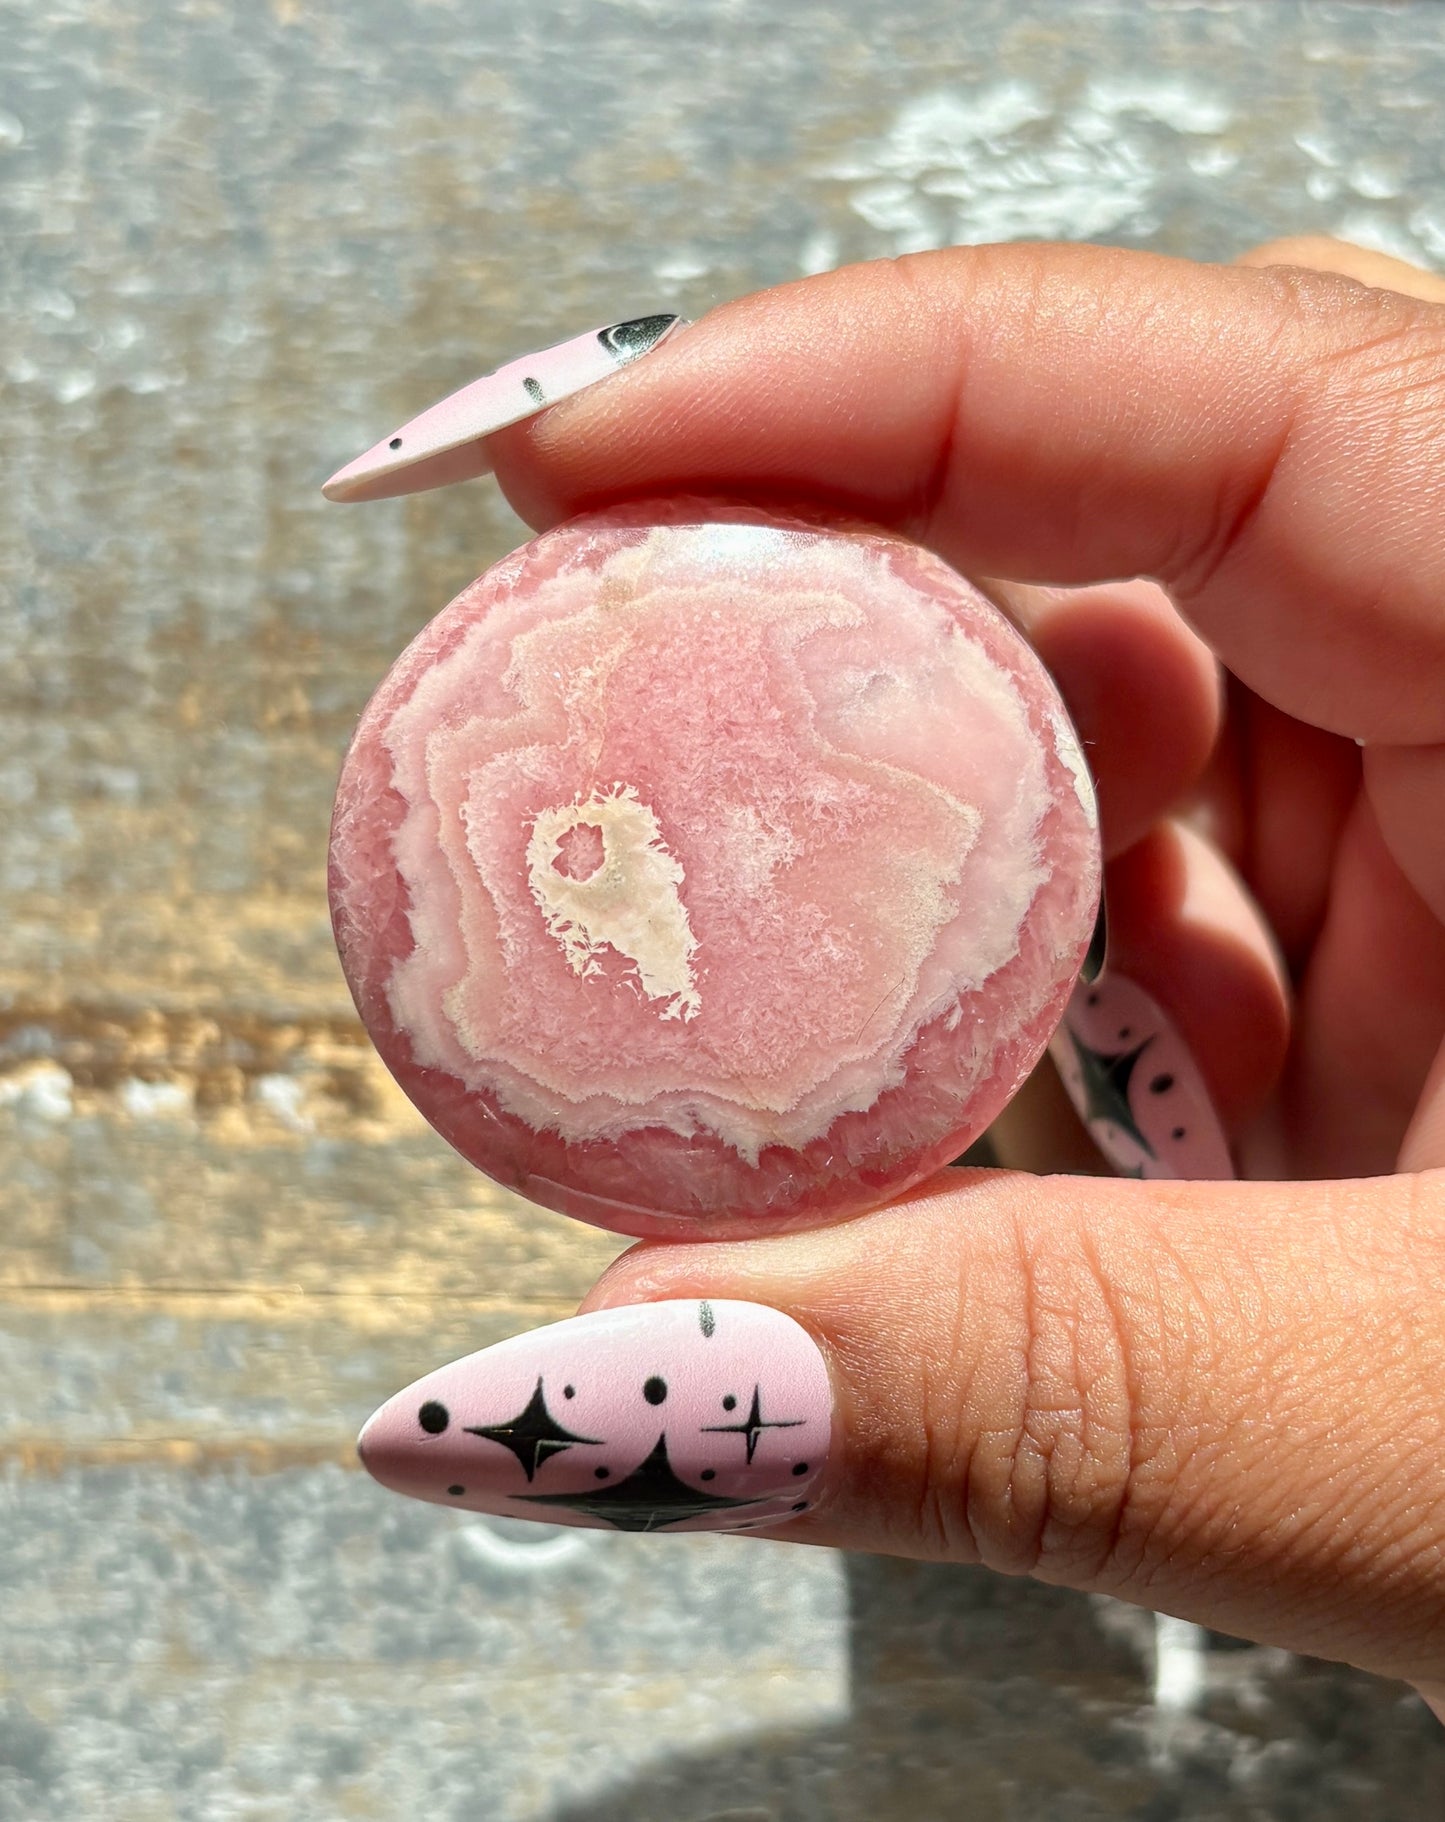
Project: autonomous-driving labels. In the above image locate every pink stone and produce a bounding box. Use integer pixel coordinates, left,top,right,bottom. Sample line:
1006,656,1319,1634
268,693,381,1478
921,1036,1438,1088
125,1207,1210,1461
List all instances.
329,499,1101,1238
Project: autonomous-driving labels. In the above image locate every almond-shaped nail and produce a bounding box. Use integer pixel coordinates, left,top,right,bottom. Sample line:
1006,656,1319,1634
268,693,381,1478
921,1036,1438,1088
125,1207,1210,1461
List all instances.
1051,971,1234,1180
358,1299,832,1533
322,314,686,504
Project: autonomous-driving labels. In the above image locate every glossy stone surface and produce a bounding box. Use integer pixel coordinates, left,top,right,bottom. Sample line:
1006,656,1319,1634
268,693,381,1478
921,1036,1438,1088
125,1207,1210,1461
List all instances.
330,500,1100,1235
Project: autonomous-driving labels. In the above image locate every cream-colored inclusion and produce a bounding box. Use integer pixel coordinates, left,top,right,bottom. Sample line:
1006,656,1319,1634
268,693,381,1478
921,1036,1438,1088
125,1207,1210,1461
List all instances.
526,786,700,1021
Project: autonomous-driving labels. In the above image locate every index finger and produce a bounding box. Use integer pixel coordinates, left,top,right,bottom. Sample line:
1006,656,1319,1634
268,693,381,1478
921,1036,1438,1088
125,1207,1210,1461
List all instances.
490,243,1445,743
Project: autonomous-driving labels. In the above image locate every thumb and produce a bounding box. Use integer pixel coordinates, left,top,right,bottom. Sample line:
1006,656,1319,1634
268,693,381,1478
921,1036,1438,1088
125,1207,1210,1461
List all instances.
577,1167,1445,1689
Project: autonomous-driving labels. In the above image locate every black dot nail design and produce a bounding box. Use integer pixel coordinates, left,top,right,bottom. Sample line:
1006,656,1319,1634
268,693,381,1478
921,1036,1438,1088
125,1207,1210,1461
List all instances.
1065,1028,1158,1161
792,1462,809,1476
563,1385,575,1399
419,1401,449,1434
595,1467,610,1480
643,1376,668,1405
721,1394,737,1411
389,436,402,449
1172,1126,1186,1141
701,1469,716,1481
1150,1073,1175,1094
522,375,544,405
447,1485,465,1497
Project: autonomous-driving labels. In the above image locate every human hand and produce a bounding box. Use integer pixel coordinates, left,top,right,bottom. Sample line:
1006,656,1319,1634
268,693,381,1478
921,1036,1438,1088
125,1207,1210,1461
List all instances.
373,239,1445,1701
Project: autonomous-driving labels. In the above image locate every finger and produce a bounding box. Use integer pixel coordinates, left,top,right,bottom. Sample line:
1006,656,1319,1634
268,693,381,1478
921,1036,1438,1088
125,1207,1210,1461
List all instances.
1166,676,1362,985
1365,740,1445,927
1234,236,1445,962
1286,795,1445,1176
1400,1036,1445,1174
1171,685,1249,872
985,578,1222,859
1236,234,1445,304
580,1166,1445,1689
1024,819,1288,1181
488,243,1445,742
1044,818,1287,1183
1236,688,1361,973
1095,820,1289,1133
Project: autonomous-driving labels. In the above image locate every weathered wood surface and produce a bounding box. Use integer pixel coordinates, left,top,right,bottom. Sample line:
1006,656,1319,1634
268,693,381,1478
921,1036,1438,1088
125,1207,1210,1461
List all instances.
5,0,1445,1815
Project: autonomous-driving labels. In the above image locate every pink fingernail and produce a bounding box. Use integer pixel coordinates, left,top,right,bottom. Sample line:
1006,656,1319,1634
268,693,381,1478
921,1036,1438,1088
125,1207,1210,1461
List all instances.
322,314,686,503
357,1299,832,1533
1051,971,1233,1180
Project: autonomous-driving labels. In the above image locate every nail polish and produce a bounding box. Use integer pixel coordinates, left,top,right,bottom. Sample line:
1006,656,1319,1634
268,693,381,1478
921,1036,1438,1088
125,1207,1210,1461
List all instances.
1051,970,1233,1179
322,314,685,503
357,1299,832,1534
328,496,1102,1237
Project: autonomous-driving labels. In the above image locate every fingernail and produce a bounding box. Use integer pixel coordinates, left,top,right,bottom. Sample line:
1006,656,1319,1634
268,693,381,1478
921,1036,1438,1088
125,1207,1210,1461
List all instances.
1079,894,1107,985
358,1299,832,1533
1051,971,1234,1180
322,314,686,503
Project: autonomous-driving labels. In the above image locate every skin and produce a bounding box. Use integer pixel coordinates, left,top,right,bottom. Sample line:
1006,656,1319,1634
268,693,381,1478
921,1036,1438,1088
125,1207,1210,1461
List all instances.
485,237,1445,1704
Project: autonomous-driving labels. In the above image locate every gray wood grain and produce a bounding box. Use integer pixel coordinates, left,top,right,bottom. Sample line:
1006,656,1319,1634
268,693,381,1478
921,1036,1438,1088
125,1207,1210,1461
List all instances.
4,0,1445,1815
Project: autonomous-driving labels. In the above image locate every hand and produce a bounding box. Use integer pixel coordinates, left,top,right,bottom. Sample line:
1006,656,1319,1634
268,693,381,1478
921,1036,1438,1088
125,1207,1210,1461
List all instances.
483,239,1445,1700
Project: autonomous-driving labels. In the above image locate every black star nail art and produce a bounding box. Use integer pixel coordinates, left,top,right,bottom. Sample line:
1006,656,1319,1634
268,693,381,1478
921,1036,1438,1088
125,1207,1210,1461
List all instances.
509,1433,764,1532
1065,1027,1157,1160
702,1384,805,1465
464,1377,602,1482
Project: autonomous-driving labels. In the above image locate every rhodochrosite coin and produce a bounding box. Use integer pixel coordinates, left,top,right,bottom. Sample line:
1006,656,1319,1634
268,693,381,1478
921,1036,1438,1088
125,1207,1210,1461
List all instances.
329,500,1100,1237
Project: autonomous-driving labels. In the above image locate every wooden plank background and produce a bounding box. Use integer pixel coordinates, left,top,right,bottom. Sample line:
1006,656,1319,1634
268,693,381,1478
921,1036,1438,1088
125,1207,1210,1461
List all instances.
5,1,1445,1815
